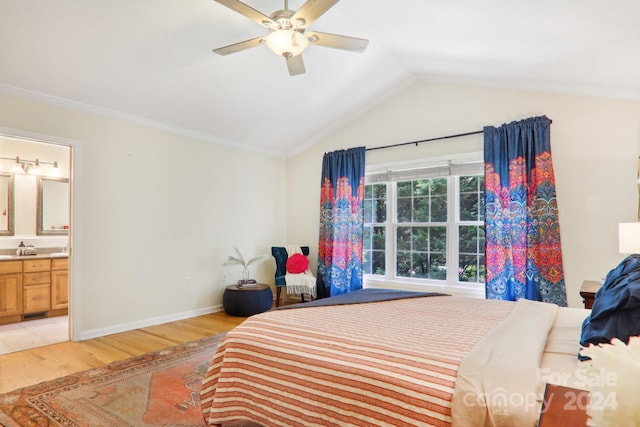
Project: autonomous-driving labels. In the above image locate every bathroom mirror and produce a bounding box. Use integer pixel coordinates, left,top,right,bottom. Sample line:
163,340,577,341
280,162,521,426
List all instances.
37,177,69,236
0,173,14,236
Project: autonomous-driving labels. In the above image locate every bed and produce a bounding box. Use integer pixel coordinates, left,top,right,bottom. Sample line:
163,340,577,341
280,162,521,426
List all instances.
200,290,590,427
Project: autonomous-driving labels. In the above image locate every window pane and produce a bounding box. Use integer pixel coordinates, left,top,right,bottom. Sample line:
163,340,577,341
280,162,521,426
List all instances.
411,227,430,251
460,175,484,222
397,251,411,277
458,225,485,284
364,199,373,223
374,184,386,199
397,197,412,222
372,251,386,275
373,226,386,250
363,250,373,274
411,252,429,278
397,226,411,251
458,254,478,282
430,178,447,195
431,195,447,222
397,178,449,223
397,181,412,197
430,253,447,280
413,180,429,196
365,184,387,223
459,225,477,252
459,176,477,192
364,249,386,275
363,225,385,275
363,226,371,248
396,226,447,280
374,198,387,222
430,226,447,253
413,197,430,222
460,193,479,221
365,185,373,198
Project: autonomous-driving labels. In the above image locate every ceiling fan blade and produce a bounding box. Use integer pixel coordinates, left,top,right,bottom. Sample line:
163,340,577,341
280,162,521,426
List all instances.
213,0,276,28
307,31,369,52
291,0,339,28
213,36,264,55
286,55,306,76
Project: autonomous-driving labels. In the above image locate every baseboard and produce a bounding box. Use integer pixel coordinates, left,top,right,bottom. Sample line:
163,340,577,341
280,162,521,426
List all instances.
76,304,224,341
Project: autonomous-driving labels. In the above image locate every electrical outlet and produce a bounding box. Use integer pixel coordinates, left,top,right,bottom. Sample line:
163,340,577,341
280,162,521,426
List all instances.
222,273,228,285
185,275,191,286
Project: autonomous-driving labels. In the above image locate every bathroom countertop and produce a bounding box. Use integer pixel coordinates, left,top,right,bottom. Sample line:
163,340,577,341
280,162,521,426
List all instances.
0,252,68,260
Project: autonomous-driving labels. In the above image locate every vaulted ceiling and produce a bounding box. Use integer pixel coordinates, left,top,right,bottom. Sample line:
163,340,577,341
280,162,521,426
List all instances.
1,0,639,157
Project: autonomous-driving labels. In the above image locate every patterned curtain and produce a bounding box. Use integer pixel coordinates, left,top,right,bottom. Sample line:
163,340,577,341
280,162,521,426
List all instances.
484,116,567,306
317,147,366,299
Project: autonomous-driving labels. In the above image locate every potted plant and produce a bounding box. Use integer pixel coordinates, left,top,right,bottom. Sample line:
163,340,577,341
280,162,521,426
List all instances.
224,248,269,287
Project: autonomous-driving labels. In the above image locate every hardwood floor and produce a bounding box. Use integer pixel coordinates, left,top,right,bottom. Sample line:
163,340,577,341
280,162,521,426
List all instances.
0,311,246,394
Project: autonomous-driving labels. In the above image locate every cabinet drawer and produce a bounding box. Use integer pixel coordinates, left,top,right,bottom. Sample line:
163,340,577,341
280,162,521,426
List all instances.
0,261,22,274
24,259,51,273
52,257,68,270
23,284,50,313
23,272,50,285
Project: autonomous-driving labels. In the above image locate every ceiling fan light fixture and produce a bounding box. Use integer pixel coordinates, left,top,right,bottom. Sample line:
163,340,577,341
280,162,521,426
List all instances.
265,29,309,58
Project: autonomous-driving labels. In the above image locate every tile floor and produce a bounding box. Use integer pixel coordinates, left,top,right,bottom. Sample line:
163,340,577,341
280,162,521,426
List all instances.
0,316,69,355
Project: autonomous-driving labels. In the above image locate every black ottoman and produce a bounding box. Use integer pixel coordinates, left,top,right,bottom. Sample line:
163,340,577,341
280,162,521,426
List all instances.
223,284,273,316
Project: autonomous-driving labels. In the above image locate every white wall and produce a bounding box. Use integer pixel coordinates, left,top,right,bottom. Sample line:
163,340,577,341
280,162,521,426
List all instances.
0,92,286,339
286,80,640,308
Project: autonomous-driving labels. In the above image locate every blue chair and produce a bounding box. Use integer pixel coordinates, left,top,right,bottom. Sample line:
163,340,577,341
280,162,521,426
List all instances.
271,246,311,307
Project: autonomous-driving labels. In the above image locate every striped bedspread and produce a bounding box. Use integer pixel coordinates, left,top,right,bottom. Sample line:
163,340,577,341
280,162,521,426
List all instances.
201,296,514,427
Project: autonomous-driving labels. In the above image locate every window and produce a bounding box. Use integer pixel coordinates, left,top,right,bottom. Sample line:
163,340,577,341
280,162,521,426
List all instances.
363,160,485,291
363,184,386,275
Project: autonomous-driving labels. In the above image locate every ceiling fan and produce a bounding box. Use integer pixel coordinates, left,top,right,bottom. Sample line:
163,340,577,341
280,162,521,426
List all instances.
212,0,369,76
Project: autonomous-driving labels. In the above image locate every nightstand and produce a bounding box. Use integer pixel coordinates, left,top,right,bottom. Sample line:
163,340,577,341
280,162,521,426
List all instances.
580,280,602,309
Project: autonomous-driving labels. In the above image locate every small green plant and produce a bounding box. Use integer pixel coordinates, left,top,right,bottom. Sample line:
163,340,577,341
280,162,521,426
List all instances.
224,248,269,283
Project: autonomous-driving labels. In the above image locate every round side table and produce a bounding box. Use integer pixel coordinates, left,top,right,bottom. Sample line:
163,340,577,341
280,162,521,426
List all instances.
223,283,273,317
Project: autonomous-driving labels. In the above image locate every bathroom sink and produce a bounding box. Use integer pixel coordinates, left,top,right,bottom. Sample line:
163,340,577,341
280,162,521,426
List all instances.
50,252,69,258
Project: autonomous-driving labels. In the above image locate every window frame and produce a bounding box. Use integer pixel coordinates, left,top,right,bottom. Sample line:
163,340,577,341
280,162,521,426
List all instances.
363,153,485,298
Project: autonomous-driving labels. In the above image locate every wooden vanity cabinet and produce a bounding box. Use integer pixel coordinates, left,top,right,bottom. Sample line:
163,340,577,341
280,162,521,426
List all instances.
51,257,69,311
0,261,23,323
23,259,51,314
0,256,68,324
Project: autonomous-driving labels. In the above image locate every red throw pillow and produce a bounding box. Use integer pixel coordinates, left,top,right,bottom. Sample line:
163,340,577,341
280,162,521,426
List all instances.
286,253,309,274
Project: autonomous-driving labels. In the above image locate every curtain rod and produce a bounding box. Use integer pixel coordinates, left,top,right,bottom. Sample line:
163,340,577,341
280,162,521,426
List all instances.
365,130,483,152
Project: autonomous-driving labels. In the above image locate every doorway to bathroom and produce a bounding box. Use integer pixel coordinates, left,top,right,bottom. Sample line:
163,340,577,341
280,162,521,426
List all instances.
0,134,72,354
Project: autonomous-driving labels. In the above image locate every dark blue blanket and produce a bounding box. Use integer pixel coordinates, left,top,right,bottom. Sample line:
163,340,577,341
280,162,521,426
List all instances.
274,288,448,310
580,254,640,357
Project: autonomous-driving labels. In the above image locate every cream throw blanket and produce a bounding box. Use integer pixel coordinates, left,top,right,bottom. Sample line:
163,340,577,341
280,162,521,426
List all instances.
451,299,559,426
285,245,316,299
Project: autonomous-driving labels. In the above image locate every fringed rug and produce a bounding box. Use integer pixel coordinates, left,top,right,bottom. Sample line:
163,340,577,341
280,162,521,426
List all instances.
0,333,225,426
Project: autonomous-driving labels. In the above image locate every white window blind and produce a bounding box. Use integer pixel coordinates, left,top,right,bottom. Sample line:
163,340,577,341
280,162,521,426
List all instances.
366,161,483,183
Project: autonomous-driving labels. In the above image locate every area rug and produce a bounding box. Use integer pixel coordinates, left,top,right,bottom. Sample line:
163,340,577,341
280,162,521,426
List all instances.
0,333,226,426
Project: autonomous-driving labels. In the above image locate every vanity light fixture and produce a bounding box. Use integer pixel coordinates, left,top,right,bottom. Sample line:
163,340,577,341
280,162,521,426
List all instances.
27,159,42,175
51,161,62,177
0,156,60,177
10,157,25,174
